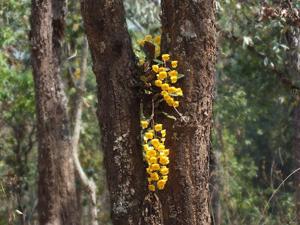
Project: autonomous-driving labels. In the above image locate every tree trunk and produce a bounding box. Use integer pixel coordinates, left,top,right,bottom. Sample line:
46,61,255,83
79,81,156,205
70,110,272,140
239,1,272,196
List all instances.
288,27,300,224
30,0,78,224
81,1,146,224
160,0,216,224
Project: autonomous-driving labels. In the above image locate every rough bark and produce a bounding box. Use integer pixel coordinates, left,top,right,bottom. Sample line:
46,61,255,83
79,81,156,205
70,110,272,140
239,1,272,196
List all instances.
81,1,146,224
288,27,300,224
71,36,98,225
30,0,78,224
160,0,216,224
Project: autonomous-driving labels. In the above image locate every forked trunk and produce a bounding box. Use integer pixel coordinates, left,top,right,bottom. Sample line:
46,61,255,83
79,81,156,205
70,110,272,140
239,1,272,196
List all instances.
81,0,216,224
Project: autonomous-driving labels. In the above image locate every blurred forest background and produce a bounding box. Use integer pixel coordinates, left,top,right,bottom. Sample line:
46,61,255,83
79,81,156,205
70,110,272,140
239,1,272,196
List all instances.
1,0,300,224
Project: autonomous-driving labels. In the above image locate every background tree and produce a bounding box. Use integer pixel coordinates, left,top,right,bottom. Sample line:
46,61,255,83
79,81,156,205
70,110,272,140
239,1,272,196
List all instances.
30,0,79,224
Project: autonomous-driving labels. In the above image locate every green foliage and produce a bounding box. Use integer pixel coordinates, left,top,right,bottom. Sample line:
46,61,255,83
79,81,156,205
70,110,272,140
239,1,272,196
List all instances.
0,1,37,223
214,0,298,224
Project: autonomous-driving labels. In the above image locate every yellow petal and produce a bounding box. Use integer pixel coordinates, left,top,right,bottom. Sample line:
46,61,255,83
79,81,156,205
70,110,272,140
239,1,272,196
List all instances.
157,179,166,190
171,60,178,68
162,54,170,61
154,124,163,131
148,184,155,191
152,65,159,73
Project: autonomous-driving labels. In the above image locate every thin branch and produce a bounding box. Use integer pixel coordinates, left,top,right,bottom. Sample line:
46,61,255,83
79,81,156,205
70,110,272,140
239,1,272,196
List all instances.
173,107,187,123
220,30,300,90
71,36,98,225
25,125,36,155
257,167,300,225
259,4,300,28
127,18,146,33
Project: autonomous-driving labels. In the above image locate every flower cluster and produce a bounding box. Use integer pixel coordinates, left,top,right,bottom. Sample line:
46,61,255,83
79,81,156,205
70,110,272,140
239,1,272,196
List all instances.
152,54,183,108
136,34,184,192
140,121,169,191
137,34,161,59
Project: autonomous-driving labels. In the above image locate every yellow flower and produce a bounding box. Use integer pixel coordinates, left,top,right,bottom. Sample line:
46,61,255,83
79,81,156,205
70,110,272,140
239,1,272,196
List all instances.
161,138,166,143
157,71,167,80
148,177,152,183
143,136,148,143
157,179,166,190
166,97,174,106
168,86,177,94
154,35,161,44
164,94,172,101
161,91,168,97
171,60,178,68
150,163,160,171
143,144,150,151
157,144,165,151
155,47,161,58
169,70,178,77
164,96,174,106
155,79,163,87
176,88,183,96
154,124,163,131
161,129,166,137
161,83,169,91
152,64,159,73
162,54,170,61
170,76,178,83
145,132,154,139
146,149,157,157
162,175,168,180
159,67,166,72
160,166,169,175
160,156,169,165
162,149,169,156
141,120,149,129
145,35,152,41
151,139,160,148
150,172,159,181
137,39,145,46
148,184,155,191
173,101,179,108
145,155,150,162
146,167,152,174
149,157,157,164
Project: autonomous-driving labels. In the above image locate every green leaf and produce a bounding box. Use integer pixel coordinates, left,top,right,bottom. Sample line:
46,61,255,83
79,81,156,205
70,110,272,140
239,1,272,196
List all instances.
162,112,177,120
178,74,185,79
153,59,164,65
